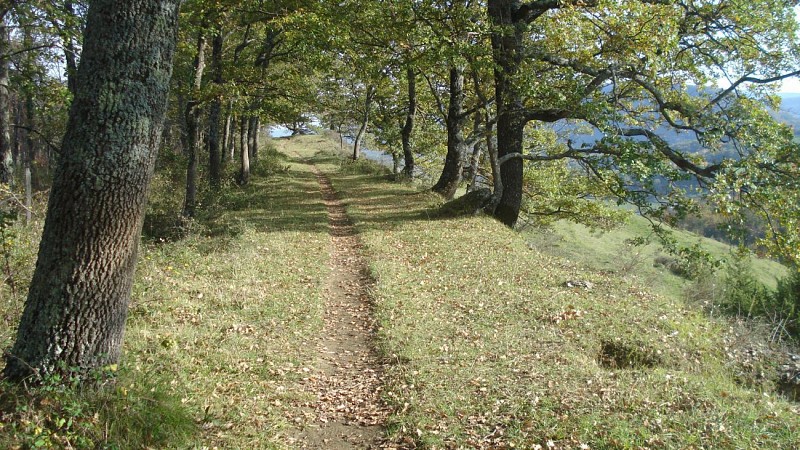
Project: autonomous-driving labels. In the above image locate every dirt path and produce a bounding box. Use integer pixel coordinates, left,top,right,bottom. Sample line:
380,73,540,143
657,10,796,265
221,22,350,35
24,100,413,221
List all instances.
289,162,389,449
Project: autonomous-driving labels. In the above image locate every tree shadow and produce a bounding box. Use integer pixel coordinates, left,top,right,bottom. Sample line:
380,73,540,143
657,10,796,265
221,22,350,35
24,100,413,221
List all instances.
328,173,443,232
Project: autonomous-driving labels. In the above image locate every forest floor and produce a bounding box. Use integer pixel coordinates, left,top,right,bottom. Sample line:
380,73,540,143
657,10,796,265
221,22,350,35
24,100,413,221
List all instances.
1,133,799,449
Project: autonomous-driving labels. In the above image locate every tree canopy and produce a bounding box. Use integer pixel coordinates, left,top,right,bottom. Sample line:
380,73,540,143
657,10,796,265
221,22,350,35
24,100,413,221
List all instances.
2,0,800,381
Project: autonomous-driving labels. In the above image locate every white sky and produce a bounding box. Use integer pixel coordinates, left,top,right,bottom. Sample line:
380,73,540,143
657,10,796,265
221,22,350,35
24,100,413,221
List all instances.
781,7,800,93
780,77,800,93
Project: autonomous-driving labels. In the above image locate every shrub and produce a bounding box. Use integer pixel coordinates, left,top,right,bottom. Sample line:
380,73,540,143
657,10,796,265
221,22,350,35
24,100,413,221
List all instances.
718,252,772,319
772,270,800,336
705,251,800,341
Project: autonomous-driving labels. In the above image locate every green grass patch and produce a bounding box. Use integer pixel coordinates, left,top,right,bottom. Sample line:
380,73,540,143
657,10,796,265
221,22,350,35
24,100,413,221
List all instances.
1,140,331,448
320,144,800,448
526,216,788,298
3,135,799,448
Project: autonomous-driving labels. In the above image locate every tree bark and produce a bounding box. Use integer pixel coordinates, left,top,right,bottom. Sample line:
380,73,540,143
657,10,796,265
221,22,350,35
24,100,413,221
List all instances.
248,115,259,165
207,32,223,188
353,85,375,160
3,0,180,382
432,65,468,200
222,105,233,164
488,0,527,227
182,31,206,219
238,117,250,185
23,84,33,224
466,113,485,193
392,151,402,175
485,114,502,213
0,9,12,185
401,66,416,177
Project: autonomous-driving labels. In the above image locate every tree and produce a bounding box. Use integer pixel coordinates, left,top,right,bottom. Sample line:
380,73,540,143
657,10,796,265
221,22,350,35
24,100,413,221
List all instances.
401,64,417,177
3,0,180,382
0,6,11,185
182,29,207,218
485,0,800,254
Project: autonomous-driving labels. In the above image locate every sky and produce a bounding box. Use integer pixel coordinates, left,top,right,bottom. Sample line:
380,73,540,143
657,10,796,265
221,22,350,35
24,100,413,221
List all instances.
780,77,800,94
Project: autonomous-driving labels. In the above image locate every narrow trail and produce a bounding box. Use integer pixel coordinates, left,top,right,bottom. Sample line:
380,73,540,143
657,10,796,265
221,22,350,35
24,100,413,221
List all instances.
289,160,390,449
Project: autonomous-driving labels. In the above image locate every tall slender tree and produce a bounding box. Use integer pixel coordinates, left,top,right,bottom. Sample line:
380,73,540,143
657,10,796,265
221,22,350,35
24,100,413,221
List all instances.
182,30,206,218
0,6,12,185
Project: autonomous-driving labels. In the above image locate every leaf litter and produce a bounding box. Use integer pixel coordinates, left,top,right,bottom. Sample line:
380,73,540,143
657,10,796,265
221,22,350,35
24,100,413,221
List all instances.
286,163,391,449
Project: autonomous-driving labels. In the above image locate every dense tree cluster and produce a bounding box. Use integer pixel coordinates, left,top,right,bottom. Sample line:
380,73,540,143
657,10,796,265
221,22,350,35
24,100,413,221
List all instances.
1,0,799,381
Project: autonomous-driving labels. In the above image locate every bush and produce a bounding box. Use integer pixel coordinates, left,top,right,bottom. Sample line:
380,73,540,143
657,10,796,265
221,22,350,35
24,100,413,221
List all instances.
338,157,391,176
718,252,772,318
704,251,800,341
772,270,800,336
250,144,290,177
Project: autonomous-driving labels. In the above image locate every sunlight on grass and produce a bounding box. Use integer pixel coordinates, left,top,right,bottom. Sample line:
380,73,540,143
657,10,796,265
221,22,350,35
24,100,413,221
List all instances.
3,135,799,448
324,147,800,448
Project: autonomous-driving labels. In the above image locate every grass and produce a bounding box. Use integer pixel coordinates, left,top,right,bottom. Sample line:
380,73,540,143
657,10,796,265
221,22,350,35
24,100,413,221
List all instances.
322,141,800,448
2,134,799,448
2,142,331,448
526,216,788,299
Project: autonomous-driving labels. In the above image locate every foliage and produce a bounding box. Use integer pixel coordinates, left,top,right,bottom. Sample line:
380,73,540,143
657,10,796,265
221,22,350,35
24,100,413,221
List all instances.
710,252,800,340
519,125,630,230
0,184,42,304
774,270,800,335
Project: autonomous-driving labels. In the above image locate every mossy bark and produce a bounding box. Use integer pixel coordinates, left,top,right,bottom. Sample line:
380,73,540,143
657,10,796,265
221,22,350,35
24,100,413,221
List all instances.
3,0,180,381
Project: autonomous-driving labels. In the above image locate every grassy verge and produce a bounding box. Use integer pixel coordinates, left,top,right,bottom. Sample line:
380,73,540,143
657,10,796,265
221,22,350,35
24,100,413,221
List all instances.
321,143,800,448
525,216,788,300
1,143,330,448
3,135,798,448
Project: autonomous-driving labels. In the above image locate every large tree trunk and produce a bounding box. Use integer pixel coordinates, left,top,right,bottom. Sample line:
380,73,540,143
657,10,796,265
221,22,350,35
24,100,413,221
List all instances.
0,9,12,185
353,85,375,160
182,31,206,219
3,0,180,382
207,32,223,188
432,65,468,200
466,113,485,193
488,0,527,227
401,66,416,177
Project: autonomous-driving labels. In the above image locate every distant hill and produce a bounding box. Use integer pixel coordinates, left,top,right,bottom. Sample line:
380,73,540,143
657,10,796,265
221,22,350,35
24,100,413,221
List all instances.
777,93,800,136
779,93,800,115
